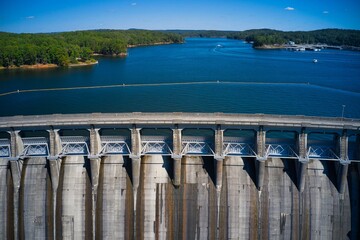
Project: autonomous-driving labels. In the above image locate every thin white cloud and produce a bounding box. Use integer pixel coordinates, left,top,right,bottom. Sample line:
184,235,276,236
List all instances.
131,3,137,6
323,11,329,14
284,7,295,11
26,16,35,19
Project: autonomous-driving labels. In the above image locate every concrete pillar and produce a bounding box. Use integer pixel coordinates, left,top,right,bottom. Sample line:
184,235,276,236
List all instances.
297,129,308,192
88,128,102,190
9,130,23,157
215,160,223,190
88,127,102,240
89,158,100,240
214,127,224,190
89,127,101,157
9,130,22,240
48,159,60,240
130,127,141,191
48,129,62,157
173,158,181,187
256,126,266,161
214,127,224,160
48,159,60,195
256,160,266,191
89,131,102,181
338,164,349,195
297,162,307,193
172,128,182,187
339,130,349,163
256,127,266,190
338,130,350,195
9,160,21,240
298,129,308,162
130,127,141,239
214,126,224,239
47,129,62,240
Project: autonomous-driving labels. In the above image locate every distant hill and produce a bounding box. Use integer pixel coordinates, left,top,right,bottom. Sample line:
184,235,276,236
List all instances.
164,28,360,48
162,30,237,38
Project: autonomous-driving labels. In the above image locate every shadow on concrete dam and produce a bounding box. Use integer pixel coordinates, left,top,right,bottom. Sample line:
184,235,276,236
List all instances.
0,155,359,239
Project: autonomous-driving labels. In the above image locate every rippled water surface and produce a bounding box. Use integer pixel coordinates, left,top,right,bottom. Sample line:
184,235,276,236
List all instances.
0,38,359,117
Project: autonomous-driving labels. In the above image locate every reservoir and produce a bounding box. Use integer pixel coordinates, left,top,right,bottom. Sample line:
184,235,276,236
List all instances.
0,38,359,117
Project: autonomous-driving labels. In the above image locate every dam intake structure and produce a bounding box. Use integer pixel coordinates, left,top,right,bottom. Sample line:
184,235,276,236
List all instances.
0,112,359,239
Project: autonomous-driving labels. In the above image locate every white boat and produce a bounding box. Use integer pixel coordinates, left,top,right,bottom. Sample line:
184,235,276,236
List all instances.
313,59,318,63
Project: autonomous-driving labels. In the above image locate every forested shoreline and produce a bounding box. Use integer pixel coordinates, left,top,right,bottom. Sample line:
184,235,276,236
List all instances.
0,30,183,68
167,29,360,48
1,28,359,68
228,29,360,48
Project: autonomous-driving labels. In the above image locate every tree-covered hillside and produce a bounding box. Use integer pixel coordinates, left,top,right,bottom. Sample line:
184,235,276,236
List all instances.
163,30,237,38
1,28,358,68
167,29,360,48
228,29,360,47
0,30,183,67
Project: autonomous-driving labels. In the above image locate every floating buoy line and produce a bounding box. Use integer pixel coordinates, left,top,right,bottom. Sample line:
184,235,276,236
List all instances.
0,81,339,97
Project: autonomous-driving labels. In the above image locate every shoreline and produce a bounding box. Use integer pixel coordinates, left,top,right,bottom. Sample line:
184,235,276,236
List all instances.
0,41,179,70
254,43,360,51
0,61,98,70
254,44,285,50
0,64,58,70
127,41,177,48
68,61,99,67
92,53,128,57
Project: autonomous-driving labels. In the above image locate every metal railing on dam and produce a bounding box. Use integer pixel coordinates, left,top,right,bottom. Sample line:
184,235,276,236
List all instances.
0,112,359,239
1,112,359,162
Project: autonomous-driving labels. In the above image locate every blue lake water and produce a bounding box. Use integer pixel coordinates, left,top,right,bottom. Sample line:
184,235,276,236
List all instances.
0,38,360,118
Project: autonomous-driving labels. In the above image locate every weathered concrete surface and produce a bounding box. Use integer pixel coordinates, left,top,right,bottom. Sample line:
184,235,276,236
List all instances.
57,156,92,240
260,158,299,240
180,156,218,239
223,156,258,239
20,157,51,240
1,112,359,130
0,158,10,239
0,155,359,239
349,163,360,240
301,160,351,239
48,158,60,240
96,155,132,240
138,155,172,239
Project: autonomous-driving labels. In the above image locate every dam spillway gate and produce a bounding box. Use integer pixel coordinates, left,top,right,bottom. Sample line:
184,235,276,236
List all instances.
0,112,359,239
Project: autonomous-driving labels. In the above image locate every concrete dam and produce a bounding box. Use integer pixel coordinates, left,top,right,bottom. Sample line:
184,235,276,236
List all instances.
0,112,359,239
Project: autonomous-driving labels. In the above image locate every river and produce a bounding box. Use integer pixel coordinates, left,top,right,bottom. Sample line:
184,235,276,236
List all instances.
0,38,359,117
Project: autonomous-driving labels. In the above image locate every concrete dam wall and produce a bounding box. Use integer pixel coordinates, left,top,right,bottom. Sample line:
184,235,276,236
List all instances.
1,112,359,239
0,155,359,239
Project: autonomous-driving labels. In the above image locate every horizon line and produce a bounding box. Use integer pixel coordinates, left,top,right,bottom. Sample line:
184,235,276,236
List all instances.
1,27,360,35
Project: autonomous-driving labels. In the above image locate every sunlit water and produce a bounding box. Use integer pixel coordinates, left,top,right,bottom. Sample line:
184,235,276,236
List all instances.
0,38,359,118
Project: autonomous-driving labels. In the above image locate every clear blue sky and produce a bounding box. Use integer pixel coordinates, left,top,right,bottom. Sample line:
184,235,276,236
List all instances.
1,0,359,33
